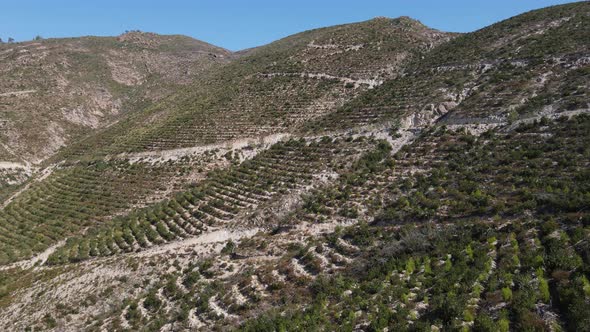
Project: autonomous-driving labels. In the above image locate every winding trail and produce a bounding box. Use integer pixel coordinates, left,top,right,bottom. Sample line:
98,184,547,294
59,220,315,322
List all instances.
258,72,383,89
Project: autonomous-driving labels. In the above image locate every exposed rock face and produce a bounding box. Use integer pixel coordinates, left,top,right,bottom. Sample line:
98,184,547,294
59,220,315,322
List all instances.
0,33,231,164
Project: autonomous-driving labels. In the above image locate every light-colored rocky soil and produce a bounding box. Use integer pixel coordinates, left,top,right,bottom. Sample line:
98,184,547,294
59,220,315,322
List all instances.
117,133,291,164
0,90,37,97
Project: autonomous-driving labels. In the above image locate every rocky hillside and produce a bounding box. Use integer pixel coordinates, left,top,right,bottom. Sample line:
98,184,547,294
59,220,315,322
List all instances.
0,16,452,267
0,31,231,165
305,1,589,132
0,2,588,332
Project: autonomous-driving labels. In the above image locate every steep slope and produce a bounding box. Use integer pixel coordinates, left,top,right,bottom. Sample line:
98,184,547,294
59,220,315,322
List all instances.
0,31,231,165
305,1,589,132
0,17,452,265
57,17,453,158
2,114,588,331
0,3,588,332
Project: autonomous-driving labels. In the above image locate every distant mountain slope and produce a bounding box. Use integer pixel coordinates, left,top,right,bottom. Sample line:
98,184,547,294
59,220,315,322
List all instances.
57,17,452,158
306,1,589,132
0,32,231,164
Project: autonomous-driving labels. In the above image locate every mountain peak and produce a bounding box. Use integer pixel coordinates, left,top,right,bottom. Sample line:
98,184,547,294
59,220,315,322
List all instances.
116,30,163,44
393,16,427,27
368,15,429,31
371,15,392,21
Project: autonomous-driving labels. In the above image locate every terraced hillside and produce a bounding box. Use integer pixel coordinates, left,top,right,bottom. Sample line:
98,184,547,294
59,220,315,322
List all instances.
46,137,374,265
1,113,588,331
56,16,453,159
0,2,588,332
305,1,589,133
0,31,231,164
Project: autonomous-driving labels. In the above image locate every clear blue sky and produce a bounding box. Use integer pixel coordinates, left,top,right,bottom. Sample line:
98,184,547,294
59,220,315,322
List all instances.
0,0,578,51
